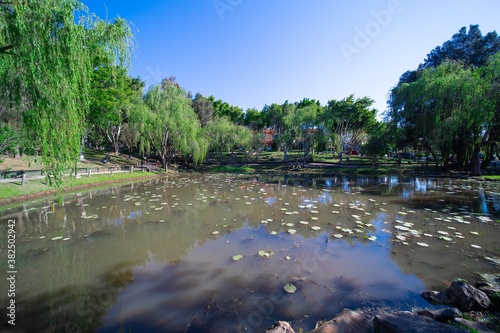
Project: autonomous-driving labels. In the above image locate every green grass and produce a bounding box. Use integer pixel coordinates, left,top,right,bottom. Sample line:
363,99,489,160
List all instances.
481,175,500,179
208,165,255,173
0,171,160,200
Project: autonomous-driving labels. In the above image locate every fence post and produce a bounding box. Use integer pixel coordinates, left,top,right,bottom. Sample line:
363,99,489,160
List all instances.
87,168,91,177
21,171,26,185
130,166,133,173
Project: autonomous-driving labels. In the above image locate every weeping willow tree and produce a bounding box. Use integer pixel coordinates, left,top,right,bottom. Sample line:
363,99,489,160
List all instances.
0,0,133,186
143,82,208,171
390,60,489,174
204,116,252,161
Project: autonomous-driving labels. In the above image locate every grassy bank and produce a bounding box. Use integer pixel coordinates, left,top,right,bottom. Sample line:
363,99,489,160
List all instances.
0,171,162,206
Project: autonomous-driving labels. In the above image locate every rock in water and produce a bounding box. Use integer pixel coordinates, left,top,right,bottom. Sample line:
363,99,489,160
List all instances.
417,308,462,323
374,311,470,333
308,309,372,333
421,280,491,312
265,321,296,333
443,280,491,311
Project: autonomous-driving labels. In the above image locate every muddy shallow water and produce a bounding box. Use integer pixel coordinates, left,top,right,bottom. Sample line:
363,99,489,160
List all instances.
0,173,499,332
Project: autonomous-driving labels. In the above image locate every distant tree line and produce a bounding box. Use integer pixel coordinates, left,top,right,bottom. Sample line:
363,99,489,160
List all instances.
0,0,499,182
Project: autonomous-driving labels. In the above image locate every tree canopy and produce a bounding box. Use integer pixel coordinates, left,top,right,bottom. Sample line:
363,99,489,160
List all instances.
0,0,133,185
388,25,500,175
143,81,207,170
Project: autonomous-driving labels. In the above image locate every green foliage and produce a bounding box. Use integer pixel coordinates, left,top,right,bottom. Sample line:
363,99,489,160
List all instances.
89,66,144,154
323,95,377,153
0,0,134,186
243,108,265,130
0,124,18,154
209,165,255,173
143,83,208,170
213,99,244,124
363,122,392,158
390,59,491,174
291,101,323,161
192,93,215,127
389,25,500,174
204,116,252,157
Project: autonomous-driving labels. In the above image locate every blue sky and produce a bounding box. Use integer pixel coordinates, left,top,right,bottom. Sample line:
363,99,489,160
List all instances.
83,0,500,117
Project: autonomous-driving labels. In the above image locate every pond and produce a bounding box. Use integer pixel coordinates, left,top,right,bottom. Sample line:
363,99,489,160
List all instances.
0,173,499,332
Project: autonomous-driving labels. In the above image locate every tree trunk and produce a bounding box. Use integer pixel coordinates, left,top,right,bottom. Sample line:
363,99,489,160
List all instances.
470,147,481,176
482,142,495,169
162,155,168,172
283,149,288,162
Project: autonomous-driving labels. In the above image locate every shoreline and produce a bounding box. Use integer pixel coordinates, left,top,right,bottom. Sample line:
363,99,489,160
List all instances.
0,162,498,207
0,172,161,207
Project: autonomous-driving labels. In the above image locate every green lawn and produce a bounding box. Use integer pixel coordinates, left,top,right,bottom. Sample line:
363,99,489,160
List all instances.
0,171,160,200
481,175,500,180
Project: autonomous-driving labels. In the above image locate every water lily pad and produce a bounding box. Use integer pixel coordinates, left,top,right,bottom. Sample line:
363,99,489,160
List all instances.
394,225,410,231
283,283,297,294
258,250,274,257
341,228,353,234
232,254,243,261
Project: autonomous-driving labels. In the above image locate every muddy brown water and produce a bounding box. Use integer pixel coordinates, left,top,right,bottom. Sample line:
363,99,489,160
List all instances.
0,173,499,332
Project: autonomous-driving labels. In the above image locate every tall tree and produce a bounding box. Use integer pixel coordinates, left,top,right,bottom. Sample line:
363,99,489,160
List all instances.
143,83,207,171
204,116,252,161
395,25,500,88
213,99,244,124
274,102,297,161
243,108,265,130
89,67,144,155
0,1,133,185
323,95,377,158
192,93,215,127
390,60,489,175
292,101,322,163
